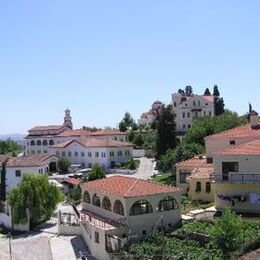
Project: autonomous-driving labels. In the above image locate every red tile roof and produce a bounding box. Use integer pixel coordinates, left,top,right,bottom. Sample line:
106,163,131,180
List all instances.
214,139,260,155
188,167,214,180
52,138,133,149
81,176,180,198
6,154,58,167
201,95,214,103
29,125,65,131
205,123,260,140
57,129,126,138
64,178,81,186
176,156,207,167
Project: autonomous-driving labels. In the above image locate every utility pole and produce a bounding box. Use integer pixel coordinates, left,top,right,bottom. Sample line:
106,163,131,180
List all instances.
8,232,12,260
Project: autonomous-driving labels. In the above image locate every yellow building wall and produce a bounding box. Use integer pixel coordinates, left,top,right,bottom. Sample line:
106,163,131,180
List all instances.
215,183,260,213
188,178,215,202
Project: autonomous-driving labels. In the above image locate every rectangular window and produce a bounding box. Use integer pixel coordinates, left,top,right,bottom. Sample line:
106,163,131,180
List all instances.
187,112,190,118
88,163,92,168
56,151,60,156
118,151,122,156
188,124,191,129
182,112,185,118
209,111,212,116
222,162,239,180
174,102,177,107
15,170,21,177
88,152,92,157
68,152,72,157
203,111,206,116
31,150,35,154
95,152,99,157
101,152,106,158
230,140,236,145
81,152,85,157
62,151,66,157
207,157,213,163
125,150,129,156
74,152,78,157
110,151,114,157
95,232,99,243
198,101,201,106
44,150,47,154
183,124,186,129
37,150,41,154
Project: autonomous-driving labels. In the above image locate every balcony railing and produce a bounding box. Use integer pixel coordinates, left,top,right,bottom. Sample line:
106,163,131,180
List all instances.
215,172,260,184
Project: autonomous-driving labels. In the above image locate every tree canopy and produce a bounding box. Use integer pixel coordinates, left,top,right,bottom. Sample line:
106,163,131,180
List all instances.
204,88,211,96
0,139,21,155
184,110,248,146
88,164,106,181
156,104,177,157
8,174,63,226
58,158,70,173
0,160,7,201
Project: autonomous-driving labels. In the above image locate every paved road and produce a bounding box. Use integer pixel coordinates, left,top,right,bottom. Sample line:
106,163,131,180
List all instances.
0,204,93,260
107,157,155,180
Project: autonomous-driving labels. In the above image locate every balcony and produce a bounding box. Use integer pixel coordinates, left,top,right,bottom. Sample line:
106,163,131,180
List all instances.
215,172,260,184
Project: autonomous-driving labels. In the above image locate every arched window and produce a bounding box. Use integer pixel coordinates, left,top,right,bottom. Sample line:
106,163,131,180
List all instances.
113,200,124,216
206,182,211,193
196,181,201,192
102,196,111,211
43,140,48,146
49,139,54,146
129,200,153,216
92,194,101,207
36,140,41,146
30,140,35,146
157,196,178,212
83,191,90,203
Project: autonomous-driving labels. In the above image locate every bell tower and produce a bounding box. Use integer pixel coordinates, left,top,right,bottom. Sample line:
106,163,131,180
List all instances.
64,108,73,129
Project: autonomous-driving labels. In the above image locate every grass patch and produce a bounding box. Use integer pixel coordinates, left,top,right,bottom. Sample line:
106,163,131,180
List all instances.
152,173,175,186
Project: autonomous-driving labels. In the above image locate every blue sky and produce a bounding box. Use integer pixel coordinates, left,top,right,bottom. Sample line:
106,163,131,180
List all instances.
0,0,260,134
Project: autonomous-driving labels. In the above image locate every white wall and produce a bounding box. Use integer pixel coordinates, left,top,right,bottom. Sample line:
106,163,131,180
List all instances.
6,165,49,193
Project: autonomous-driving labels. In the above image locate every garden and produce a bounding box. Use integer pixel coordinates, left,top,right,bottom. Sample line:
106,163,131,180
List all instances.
122,209,260,259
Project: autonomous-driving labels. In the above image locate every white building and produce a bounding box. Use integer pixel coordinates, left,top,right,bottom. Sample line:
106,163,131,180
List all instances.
172,93,215,138
58,176,182,260
0,154,58,193
50,138,133,169
24,109,130,169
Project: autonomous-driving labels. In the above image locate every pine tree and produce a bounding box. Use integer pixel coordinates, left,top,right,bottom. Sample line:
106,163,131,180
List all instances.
204,88,211,96
156,104,177,157
0,160,7,201
185,85,193,96
213,85,220,96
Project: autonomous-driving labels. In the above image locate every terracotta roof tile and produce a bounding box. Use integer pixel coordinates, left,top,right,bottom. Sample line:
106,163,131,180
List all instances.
176,157,207,167
205,123,260,140
52,138,133,149
29,125,65,131
57,129,126,138
188,167,214,180
64,178,81,186
214,139,260,155
81,176,180,198
6,154,58,167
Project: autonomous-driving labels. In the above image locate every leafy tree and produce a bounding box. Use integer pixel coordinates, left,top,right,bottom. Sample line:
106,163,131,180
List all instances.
204,88,211,95
131,122,138,131
58,158,70,173
128,130,135,142
8,174,63,226
134,134,144,147
184,111,247,146
215,97,225,116
156,104,177,157
178,89,185,95
185,85,193,96
88,164,106,181
0,139,21,155
0,160,8,201
66,186,81,202
212,209,243,252
119,120,127,132
157,143,204,172
213,84,220,96
128,158,136,170
123,112,134,127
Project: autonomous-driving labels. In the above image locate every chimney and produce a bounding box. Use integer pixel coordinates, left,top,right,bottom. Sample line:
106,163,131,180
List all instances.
249,110,258,129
